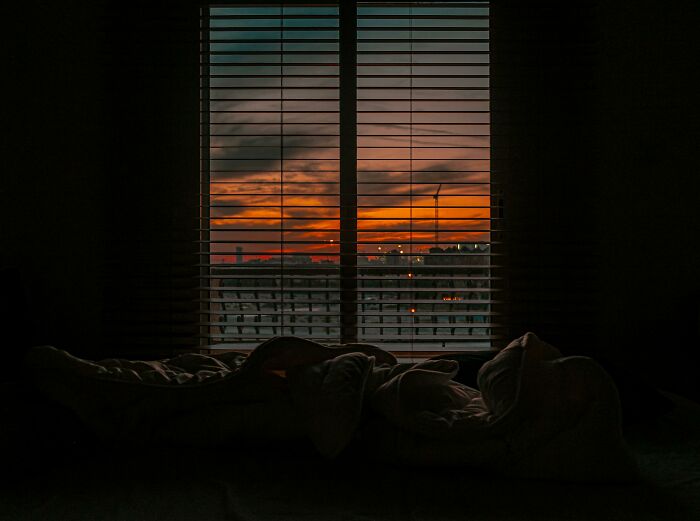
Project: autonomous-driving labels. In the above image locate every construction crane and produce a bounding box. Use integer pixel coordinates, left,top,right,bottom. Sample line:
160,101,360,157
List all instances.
433,183,442,250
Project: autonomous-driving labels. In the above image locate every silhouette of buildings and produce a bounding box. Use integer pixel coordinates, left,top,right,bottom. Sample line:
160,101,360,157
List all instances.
210,244,493,350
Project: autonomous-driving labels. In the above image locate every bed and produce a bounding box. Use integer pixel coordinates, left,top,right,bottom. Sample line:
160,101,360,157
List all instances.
2,334,699,520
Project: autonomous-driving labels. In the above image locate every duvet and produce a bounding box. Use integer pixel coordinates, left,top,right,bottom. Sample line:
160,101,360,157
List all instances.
24,333,638,482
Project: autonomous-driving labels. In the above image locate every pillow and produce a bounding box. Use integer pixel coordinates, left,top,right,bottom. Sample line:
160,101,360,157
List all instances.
433,334,675,426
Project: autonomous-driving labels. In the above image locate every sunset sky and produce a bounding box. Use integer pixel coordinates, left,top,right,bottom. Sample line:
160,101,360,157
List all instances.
204,2,490,263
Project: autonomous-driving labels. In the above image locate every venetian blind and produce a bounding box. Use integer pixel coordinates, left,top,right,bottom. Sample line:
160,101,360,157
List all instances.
200,1,502,355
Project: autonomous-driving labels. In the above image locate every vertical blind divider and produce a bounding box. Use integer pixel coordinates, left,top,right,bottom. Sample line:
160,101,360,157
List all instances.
339,1,359,343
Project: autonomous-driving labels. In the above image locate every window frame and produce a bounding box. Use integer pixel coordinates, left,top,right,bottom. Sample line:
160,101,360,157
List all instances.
199,0,499,355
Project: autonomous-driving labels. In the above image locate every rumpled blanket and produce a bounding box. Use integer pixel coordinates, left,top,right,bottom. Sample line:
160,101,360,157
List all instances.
23,333,638,482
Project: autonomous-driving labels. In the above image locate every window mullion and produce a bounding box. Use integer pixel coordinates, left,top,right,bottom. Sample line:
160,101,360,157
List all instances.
339,0,358,344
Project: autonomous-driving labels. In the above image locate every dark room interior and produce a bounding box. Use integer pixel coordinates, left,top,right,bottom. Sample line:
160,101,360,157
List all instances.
2,1,700,520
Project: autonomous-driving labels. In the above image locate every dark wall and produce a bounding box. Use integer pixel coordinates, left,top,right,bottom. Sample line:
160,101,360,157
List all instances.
595,2,700,399
1,1,200,358
492,3,601,350
2,1,699,395
100,2,200,356
1,1,107,350
493,1,700,399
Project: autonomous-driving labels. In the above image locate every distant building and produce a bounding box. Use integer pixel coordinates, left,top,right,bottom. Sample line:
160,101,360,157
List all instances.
424,244,490,266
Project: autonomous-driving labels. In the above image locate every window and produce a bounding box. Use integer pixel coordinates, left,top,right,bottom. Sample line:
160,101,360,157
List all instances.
200,1,499,355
